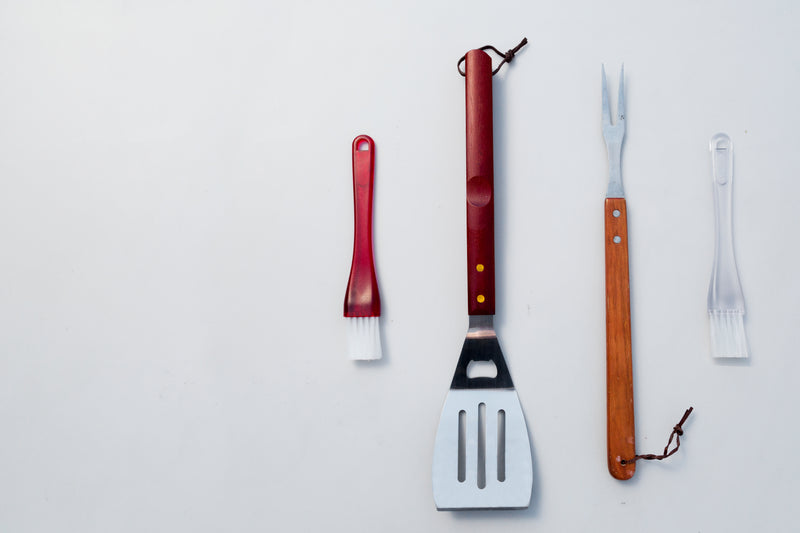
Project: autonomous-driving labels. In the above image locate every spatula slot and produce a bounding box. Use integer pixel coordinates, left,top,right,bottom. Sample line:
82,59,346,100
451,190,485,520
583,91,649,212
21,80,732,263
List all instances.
457,410,466,482
497,409,506,482
478,403,486,489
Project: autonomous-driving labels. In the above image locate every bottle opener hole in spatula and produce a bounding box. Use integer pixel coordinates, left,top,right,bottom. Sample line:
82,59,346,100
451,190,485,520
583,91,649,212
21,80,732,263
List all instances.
432,41,532,511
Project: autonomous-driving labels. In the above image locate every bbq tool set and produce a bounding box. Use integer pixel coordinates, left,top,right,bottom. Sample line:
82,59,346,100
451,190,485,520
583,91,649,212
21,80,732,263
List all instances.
337,38,762,510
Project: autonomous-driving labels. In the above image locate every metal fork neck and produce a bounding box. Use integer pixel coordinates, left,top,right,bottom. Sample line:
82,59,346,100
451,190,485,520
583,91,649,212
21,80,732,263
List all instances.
605,142,624,198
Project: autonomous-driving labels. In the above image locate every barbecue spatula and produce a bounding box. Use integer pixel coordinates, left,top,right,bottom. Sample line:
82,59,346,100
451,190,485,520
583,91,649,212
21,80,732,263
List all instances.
432,48,533,511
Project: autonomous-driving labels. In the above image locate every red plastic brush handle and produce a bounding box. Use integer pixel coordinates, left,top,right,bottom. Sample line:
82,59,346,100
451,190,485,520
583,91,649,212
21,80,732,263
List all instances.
344,135,380,317
465,50,495,316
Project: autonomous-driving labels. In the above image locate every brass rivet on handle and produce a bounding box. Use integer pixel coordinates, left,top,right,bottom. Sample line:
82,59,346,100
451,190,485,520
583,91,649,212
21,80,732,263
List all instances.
476,264,484,272
477,295,485,303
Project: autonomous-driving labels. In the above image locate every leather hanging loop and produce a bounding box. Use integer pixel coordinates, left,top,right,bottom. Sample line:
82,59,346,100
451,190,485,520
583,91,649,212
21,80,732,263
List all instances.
621,407,694,465
457,37,528,76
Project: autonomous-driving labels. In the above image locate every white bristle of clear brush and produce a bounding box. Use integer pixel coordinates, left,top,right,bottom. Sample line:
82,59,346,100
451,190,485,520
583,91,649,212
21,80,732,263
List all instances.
709,310,748,358
346,316,382,360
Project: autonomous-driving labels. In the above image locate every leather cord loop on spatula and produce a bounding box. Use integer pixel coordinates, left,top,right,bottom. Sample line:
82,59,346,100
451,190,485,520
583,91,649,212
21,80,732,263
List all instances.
457,37,528,76
621,407,694,466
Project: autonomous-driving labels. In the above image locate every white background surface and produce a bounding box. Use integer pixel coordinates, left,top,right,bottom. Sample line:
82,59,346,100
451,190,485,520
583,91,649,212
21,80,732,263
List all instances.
0,1,798,531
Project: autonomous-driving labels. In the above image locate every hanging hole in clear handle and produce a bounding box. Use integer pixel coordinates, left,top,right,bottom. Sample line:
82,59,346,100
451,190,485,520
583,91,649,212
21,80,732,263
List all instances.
710,133,732,185
357,140,370,151
710,133,731,152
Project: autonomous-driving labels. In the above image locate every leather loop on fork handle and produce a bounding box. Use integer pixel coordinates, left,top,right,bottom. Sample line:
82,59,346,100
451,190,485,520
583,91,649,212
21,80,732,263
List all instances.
605,197,636,480
465,50,495,316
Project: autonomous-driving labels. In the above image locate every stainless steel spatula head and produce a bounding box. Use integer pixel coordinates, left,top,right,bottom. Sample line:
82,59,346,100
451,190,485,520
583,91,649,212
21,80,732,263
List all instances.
432,316,533,510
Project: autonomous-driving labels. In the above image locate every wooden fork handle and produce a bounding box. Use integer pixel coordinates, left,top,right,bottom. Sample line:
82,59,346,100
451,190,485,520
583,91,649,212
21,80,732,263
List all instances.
605,197,636,480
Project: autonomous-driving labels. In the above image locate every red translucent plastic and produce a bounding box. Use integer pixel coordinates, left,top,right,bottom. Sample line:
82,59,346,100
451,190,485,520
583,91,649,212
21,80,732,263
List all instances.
344,135,380,317
465,50,496,316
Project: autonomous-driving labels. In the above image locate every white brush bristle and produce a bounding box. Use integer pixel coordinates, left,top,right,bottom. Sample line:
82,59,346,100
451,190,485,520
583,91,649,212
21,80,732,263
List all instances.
346,316,382,360
709,310,748,358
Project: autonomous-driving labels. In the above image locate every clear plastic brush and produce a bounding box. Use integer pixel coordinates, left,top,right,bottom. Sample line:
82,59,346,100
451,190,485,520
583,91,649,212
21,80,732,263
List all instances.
708,133,748,358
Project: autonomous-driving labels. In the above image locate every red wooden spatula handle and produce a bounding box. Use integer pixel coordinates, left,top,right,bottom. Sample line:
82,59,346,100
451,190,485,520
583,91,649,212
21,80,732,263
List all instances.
465,50,495,316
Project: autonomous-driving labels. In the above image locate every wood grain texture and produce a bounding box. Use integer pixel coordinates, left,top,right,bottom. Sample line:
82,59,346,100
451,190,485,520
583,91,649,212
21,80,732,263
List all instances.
465,49,495,316
605,197,636,480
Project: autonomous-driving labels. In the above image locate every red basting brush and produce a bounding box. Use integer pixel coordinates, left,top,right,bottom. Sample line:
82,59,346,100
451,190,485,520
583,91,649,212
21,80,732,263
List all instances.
344,135,381,360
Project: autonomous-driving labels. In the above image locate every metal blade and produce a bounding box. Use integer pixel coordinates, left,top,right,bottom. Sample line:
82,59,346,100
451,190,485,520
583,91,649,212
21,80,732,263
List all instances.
433,389,533,510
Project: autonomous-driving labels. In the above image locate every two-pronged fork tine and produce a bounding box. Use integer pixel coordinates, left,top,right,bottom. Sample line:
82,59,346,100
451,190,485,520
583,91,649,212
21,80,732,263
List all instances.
601,64,636,481
601,65,611,127
601,65,625,129
602,65,626,198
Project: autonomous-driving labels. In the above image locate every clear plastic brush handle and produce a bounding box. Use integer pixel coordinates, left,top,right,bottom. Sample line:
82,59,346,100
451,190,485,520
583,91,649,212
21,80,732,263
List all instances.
708,133,745,311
